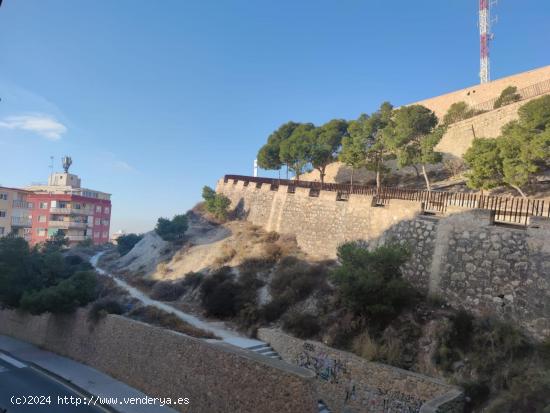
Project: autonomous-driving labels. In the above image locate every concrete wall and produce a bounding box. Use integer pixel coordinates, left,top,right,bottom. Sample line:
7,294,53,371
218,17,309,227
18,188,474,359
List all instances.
217,180,550,339
258,329,463,413
0,309,318,413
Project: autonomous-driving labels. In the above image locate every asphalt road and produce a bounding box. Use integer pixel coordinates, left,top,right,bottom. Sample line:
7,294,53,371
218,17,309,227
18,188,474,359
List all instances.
0,352,105,413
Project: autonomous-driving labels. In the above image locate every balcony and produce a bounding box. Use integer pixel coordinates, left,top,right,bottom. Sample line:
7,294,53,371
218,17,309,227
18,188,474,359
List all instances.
12,200,31,209
50,207,92,215
66,235,91,242
49,220,88,229
11,216,32,227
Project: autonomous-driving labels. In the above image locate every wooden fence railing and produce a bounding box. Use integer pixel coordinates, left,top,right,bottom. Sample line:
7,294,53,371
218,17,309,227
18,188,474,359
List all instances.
223,175,550,227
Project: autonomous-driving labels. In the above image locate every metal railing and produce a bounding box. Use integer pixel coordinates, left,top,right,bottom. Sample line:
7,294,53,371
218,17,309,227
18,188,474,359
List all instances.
48,220,88,229
469,78,550,114
223,175,550,227
11,216,32,227
12,200,32,209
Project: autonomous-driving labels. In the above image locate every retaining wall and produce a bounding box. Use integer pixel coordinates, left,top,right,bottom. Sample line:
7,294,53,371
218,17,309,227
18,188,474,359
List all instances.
258,329,463,413
217,179,550,339
0,310,318,413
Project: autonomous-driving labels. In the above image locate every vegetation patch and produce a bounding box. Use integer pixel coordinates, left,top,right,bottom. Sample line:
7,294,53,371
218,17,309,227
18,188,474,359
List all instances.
0,236,98,314
129,305,217,339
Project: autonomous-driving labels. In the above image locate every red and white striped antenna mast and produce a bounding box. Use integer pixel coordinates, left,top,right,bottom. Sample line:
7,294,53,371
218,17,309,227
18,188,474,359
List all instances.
479,0,497,84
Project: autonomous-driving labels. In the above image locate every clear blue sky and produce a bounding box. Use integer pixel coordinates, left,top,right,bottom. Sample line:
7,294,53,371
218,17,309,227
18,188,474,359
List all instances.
0,1,548,233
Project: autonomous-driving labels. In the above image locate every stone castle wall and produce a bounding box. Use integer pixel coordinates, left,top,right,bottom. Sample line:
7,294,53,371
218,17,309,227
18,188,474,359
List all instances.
435,95,545,159
412,65,550,119
0,309,318,413
217,179,550,339
258,328,463,413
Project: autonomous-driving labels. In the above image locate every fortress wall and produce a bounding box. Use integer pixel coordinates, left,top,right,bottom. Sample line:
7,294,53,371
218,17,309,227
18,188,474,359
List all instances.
217,180,550,339
412,65,550,119
435,95,544,159
0,310,318,413
257,328,463,413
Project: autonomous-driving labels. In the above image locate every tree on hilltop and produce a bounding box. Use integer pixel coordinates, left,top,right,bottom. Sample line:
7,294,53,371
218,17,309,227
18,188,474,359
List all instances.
443,101,484,125
494,86,521,109
463,96,550,198
257,121,301,178
340,102,394,191
382,105,444,191
279,123,316,180
309,119,348,183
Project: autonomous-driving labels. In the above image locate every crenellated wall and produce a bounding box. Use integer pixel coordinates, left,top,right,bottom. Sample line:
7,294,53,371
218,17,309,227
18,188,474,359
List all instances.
217,179,550,339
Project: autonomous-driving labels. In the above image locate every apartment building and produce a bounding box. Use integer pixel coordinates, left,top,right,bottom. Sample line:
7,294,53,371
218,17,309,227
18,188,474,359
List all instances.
26,170,111,246
0,187,33,240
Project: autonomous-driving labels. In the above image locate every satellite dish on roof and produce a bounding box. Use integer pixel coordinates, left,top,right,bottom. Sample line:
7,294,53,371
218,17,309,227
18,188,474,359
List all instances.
62,156,72,173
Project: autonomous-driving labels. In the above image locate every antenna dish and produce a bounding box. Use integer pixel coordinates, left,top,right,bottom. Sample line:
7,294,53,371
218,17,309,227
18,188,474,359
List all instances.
62,156,73,173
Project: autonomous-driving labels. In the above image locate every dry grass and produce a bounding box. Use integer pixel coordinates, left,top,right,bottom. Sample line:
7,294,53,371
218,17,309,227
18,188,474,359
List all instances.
352,331,381,361
129,305,218,339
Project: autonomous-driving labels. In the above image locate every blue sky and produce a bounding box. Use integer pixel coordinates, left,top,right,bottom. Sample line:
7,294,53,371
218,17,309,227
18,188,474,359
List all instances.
0,1,548,233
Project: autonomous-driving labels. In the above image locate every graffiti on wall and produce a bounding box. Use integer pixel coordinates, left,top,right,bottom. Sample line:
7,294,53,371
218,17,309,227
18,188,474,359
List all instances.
296,342,425,413
296,343,349,384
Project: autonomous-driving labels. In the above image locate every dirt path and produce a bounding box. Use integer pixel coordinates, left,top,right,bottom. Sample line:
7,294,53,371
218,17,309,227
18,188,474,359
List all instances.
90,252,263,349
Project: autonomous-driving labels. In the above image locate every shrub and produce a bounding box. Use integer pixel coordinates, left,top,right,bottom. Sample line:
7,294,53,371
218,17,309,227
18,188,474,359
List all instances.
443,101,482,125
494,86,521,109
129,305,217,339
261,296,291,322
150,280,186,301
116,233,143,256
282,311,321,339
77,238,94,248
330,241,415,330
200,268,240,318
443,158,466,177
20,271,98,315
181,272,203,290
202,186,231,220
88,298,125,322
155,214,188,242
270,257,326,305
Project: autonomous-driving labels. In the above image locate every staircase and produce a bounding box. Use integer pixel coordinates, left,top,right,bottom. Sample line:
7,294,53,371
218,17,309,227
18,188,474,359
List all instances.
244,343,332,413
244,342,281,360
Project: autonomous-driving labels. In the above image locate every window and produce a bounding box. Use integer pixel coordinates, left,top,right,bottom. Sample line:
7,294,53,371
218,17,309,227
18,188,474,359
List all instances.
94,232,100,238
95,218,101,225
102,219,109,226
103,231,108,238
27,202,34,209
40,202,48,209
0,211,6,218
0,193,7,201
38,215,47,223
0,227,4,235
37,228,46,236
96,205,102,213
104,207,110,214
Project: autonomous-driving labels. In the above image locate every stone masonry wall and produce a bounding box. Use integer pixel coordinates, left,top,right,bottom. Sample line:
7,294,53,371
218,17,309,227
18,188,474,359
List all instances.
217,179,550,339
258,328,463,413
0,309,318,413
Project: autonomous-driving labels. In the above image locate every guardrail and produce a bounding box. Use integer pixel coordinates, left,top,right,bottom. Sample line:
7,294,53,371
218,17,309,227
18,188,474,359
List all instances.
223,175,550,227
469,78,550,114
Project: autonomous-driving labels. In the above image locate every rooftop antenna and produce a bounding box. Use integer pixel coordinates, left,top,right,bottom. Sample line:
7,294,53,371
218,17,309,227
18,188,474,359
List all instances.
479,0,498,84
49,156,54,176
62,156,72,173
253,159,258,177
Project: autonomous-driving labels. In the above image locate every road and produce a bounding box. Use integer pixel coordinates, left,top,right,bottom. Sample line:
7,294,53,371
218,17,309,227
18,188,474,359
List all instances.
0,352,105,413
